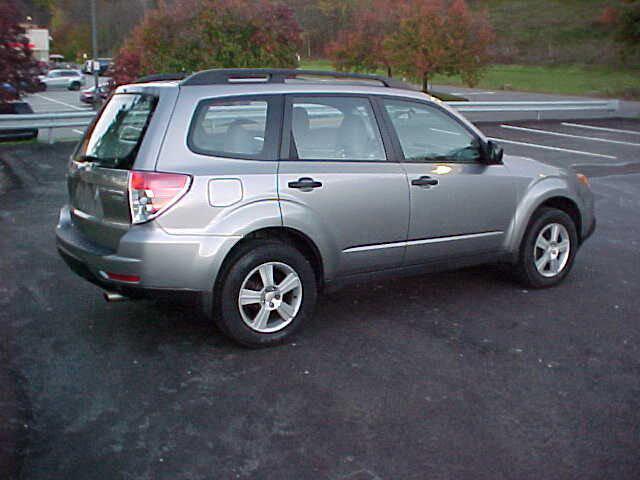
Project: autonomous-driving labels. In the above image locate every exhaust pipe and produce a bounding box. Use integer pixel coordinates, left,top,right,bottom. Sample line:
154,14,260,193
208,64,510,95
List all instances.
103,291,128,302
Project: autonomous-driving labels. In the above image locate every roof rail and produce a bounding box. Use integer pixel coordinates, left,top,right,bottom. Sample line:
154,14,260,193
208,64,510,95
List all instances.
181,68,414,90
134,73,188,84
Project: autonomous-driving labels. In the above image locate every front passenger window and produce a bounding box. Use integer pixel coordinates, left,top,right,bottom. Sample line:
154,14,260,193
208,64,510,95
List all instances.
383,99,481,163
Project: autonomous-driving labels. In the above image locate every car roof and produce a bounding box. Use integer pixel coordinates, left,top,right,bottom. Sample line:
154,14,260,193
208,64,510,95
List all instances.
118,68,431,99
118,81,439,104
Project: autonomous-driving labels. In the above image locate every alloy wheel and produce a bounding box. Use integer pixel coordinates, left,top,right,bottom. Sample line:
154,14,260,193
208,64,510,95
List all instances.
533,223,571,278
237,261,303,333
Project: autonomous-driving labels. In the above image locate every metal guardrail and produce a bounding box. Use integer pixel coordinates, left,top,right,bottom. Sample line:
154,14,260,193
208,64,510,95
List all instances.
449,100,619,120
0,111,96,143
0,100,620,143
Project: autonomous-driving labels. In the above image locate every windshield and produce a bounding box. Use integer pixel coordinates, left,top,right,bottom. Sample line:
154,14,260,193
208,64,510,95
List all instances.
74,93,157,169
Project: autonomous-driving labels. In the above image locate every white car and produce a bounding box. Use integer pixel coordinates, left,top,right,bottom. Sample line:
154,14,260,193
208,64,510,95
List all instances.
39,70,86,91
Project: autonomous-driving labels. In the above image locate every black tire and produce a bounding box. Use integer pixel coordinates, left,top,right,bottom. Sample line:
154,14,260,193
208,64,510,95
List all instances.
69,82,81,91
214,240,317,348
515,207,579,288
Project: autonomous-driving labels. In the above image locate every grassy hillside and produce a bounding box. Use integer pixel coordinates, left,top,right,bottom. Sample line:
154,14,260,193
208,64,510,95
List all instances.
432,65,640,99
480,0,636,67
300,60,640,100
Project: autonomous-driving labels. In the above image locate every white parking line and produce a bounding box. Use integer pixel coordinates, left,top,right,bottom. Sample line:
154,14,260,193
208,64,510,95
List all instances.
72,129,85,135
33,93,86,111
561,122,640,136
500,124,640,147
488,137,617,159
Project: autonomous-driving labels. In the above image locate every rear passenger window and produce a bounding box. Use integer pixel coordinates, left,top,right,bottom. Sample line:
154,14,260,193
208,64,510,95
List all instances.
289,97,386,161
189,98,274,159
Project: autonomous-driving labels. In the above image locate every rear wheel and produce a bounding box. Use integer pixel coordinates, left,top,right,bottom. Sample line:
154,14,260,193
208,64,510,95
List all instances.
515,207,578,288
215,241,317,347
69,81,81,91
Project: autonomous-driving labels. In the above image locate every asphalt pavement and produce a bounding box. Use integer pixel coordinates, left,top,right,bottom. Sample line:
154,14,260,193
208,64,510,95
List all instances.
1,119,640,479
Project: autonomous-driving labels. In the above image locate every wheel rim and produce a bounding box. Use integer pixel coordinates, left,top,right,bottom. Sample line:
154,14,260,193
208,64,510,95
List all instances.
237,261,303,333
533,223,571,278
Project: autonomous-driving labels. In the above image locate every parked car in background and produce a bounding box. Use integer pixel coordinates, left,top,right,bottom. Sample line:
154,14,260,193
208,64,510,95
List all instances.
0,83,18,100
82,58,113,76
56,69,595,347
79,84,111,104
39,69,86,90
97,58,113,76
0,101,38,141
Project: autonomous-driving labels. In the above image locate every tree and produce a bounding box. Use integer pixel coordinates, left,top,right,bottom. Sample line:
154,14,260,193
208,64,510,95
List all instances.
384,0,493,91
112,0,302,85
615,0,640,58
0,0,42,101
287,0,358,58
327,0,401,77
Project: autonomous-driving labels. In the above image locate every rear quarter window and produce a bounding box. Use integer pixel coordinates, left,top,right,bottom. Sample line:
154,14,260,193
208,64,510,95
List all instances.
188,96,280,160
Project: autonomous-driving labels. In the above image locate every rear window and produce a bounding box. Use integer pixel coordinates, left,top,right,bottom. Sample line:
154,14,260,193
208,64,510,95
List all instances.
74,93,157,169
188,96,279,160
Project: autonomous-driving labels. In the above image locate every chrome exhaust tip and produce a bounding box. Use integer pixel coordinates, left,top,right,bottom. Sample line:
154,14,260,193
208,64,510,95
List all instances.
103,291,128,302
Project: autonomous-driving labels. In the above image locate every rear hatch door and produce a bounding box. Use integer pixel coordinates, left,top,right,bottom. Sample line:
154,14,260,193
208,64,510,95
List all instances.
67,88,173,250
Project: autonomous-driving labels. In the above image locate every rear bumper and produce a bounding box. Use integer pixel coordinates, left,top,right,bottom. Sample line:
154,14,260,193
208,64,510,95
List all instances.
55,205,240,296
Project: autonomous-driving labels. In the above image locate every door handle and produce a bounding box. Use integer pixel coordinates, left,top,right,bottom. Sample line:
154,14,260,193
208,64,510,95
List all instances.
411,176,439,187
288,177,323,190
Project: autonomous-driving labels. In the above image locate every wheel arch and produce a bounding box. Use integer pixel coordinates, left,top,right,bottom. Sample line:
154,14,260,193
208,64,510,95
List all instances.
213,226,326,298
537,196,582,241
505,180,584,261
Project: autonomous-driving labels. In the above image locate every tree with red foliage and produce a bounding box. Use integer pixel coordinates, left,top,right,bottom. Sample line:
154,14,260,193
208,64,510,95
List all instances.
598,5,620,26
385,0,493,91
0,0,42,101
111,0,302,86
327,0,401,77
329,0,493,90
596,1,639,62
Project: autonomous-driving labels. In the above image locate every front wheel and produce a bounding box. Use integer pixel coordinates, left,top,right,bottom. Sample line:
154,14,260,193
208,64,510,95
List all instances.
515,207,579,288
215,241,317,347
68,82,81,91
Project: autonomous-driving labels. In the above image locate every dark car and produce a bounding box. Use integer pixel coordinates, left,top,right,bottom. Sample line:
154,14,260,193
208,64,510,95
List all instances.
0,101,38,141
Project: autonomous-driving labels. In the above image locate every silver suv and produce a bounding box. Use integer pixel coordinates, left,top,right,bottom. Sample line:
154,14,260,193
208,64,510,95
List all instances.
56,69,595,347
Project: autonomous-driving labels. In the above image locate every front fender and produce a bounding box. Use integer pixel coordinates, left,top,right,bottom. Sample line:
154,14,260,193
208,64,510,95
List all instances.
504,175,582,258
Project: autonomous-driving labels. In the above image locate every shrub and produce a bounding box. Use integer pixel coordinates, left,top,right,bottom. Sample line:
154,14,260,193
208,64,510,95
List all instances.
112,0,302,85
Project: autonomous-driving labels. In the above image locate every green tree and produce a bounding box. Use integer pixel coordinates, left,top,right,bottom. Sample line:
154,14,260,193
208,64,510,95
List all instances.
615,0,640,59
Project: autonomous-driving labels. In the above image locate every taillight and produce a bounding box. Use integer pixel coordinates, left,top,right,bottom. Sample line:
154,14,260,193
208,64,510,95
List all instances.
128,171,191,224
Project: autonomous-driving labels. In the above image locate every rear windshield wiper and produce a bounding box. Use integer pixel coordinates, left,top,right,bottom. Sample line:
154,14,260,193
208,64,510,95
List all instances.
76,154,100,163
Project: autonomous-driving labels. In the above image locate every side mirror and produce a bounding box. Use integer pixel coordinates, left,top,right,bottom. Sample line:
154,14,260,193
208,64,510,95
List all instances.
485,140,504,164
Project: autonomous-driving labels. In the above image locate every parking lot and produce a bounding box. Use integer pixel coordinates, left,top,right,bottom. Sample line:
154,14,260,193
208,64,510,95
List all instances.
1,118,639,479
20,75,99,142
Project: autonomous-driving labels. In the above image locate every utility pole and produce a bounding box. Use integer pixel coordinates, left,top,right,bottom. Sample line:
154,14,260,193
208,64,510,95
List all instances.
90,0,100,109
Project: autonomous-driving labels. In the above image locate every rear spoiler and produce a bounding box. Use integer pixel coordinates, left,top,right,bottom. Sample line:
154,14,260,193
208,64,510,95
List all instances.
133,73,188,83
